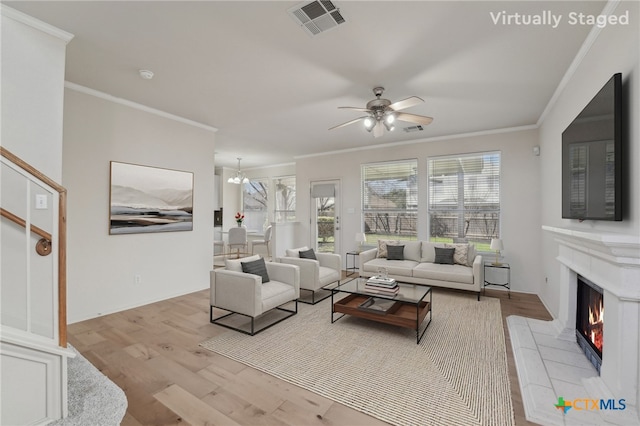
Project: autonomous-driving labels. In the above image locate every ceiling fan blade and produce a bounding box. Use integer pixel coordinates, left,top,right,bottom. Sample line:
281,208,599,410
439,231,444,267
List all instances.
329,116,368,131
389,96,424,111
373,122,384,138
395,112,433,125
338,106,372,112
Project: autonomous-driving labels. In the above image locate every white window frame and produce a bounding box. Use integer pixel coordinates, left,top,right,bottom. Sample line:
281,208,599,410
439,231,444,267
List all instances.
361,159,418,241
427,151,501,250
273,175,296,223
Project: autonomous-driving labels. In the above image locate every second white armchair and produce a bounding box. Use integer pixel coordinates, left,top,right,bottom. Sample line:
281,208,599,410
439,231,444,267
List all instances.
278,247,341,304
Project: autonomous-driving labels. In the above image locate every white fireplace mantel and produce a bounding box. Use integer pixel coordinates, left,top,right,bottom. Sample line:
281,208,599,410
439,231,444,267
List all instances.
508,225,640,425
542,225,640,302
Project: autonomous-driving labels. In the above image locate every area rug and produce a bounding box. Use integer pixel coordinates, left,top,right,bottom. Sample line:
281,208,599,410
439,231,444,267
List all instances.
200,290,513,426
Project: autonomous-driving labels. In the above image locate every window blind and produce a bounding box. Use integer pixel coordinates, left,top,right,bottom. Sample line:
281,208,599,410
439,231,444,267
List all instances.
427,152,500,244
361,159,418,240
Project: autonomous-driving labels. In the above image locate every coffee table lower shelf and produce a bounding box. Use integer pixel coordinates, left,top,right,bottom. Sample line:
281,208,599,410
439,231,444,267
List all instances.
332,293,431,344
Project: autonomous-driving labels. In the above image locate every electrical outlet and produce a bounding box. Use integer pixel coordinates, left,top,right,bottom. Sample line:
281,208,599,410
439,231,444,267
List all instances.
134,274,142,284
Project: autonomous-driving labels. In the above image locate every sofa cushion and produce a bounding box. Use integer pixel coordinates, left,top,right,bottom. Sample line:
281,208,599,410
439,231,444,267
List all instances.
377,240,400,258
387,245,405,260
318,266,340,286
362,258,417,277
241,257,270,283
403,241,422,262
261,281,297,311
285,246,309,257
445,243,469,266
434,247,455,264
413,262,474,284
420,242,445,263
225,254,261,272
299,248,317,260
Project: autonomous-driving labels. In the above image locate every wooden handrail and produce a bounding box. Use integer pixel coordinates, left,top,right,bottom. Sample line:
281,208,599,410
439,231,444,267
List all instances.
1,147,67,348
1,207,52,241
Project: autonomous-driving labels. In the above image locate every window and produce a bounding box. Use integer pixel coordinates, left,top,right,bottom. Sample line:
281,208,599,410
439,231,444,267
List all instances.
362,159,418,241
274,176,296,222
427,152,500,250
242,178,268,230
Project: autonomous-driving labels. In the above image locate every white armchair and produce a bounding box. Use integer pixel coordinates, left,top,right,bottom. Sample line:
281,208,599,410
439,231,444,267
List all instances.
210,257,300,335
278,247,341,304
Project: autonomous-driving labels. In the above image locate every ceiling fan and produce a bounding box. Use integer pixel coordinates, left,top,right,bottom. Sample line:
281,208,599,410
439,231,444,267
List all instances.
329,87,433,137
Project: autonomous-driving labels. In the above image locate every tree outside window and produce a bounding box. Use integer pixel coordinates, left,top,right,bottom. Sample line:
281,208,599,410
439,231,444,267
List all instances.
274,176,296,222
427,152,500,251
361,159,418,241
242,178,268,230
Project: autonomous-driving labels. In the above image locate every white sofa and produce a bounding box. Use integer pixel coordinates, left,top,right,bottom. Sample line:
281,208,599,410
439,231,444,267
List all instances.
359,240,483,300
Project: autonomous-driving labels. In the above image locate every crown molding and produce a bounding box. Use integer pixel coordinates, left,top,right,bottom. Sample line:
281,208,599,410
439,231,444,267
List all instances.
64,82,218,133
294,124,538,160
1,5,74,43
536,0,621,126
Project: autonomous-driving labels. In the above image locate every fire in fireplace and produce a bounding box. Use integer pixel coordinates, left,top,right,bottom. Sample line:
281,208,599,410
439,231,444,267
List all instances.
576,275,603,373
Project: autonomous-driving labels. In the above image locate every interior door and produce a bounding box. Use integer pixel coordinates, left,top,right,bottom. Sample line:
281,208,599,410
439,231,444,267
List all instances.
310,180,340,254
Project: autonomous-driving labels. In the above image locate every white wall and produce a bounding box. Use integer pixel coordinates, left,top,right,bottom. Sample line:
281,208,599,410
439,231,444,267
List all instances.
62,89,215,322
538,1,640,317
295,127,542,294
0,6,71,181
1,5,69,338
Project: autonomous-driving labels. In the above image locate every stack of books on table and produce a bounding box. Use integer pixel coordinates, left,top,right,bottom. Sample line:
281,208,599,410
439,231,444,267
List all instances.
365,277,399,295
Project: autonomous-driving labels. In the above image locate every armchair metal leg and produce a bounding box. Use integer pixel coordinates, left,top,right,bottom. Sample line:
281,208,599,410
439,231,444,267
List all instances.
298,287,332,305
210,300,298,335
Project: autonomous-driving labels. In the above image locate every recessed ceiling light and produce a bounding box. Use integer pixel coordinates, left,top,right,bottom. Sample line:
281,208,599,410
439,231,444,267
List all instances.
138,69,154,80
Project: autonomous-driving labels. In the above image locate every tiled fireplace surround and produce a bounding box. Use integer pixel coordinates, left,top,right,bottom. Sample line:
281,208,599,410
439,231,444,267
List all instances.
508,226,640,425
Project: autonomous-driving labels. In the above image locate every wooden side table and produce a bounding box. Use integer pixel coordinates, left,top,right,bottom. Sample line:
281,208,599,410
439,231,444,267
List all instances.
346,251,359,276
484,262,510,298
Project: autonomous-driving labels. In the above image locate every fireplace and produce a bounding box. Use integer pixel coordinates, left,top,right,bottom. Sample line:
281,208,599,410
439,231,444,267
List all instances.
576,275,603,373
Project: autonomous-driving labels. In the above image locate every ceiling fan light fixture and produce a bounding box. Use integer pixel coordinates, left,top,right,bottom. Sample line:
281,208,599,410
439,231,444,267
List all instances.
383,121,395,132
386,113,395,124
364,117,375,131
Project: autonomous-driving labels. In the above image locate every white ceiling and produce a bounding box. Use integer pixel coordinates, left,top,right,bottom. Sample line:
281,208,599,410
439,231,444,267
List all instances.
7,1,606,168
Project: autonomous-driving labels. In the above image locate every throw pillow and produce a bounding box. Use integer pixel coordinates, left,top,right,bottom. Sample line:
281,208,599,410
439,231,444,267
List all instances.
434,247,455,265
241,257,270,283
445,243,470,266
299,248,317,260
377,239,399,258
286,246,309,257
467,244,477,266
387,245,405,260
225,254,260,272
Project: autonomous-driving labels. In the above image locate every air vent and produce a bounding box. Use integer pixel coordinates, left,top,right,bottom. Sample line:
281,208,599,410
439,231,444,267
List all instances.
403,125,425,133
288,1,346,37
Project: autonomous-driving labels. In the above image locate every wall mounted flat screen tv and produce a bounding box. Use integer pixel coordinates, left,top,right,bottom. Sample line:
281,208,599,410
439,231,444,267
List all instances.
562,73,622,221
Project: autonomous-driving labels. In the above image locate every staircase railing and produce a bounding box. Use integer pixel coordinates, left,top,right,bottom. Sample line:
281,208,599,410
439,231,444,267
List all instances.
1,146,67,347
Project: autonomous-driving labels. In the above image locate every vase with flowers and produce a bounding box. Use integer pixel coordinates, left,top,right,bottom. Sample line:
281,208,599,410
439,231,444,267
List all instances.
235,212,245,226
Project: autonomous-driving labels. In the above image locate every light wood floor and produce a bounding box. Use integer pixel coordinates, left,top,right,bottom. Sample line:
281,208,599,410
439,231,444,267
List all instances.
67,277,552,426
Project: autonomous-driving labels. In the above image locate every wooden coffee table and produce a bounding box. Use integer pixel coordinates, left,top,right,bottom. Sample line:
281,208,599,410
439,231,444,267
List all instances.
330,277,432,344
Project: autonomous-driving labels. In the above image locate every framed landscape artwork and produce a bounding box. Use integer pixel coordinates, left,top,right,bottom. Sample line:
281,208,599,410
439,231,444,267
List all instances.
109,161,194,235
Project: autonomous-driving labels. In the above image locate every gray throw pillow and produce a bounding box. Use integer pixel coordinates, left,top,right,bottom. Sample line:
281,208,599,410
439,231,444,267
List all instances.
434,247,455,265
241,257,270,283
387,245,405,260
299,248,317,260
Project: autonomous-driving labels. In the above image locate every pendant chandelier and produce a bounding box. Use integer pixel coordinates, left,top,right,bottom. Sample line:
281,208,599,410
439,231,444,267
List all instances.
227,157,249,184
